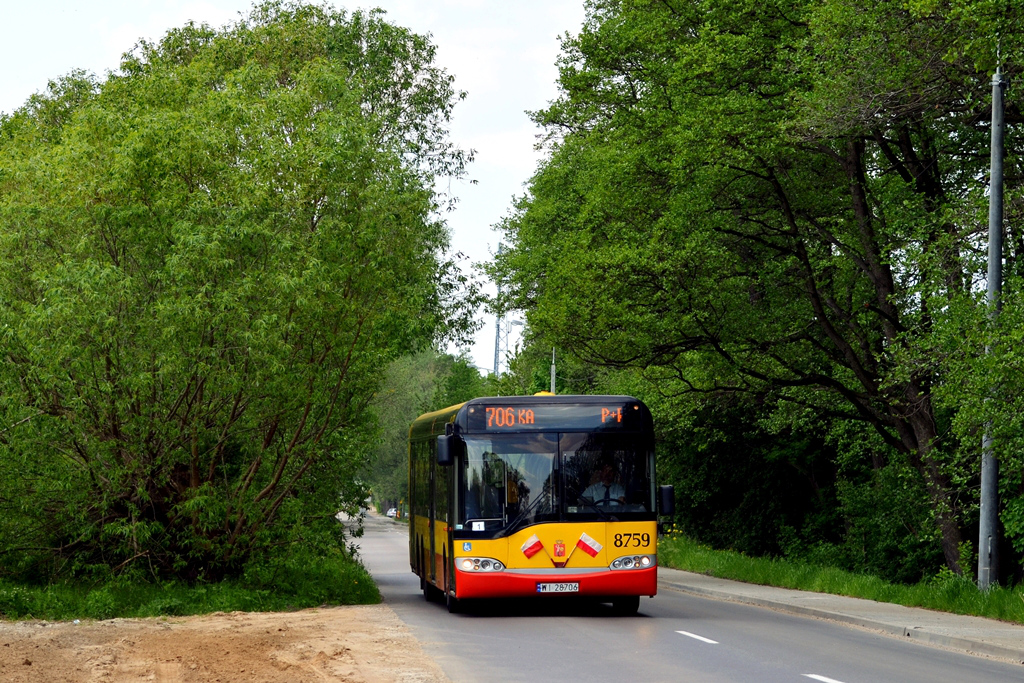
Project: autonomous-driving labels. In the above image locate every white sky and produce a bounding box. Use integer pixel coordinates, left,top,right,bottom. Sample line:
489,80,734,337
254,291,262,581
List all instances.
0,0,587,374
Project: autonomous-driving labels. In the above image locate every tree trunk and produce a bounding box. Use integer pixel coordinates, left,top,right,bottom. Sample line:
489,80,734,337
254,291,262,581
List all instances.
842,138,964,575
896,387,963,574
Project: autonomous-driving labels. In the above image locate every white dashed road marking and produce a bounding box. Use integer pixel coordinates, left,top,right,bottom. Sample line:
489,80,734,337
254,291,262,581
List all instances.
675,630,719,644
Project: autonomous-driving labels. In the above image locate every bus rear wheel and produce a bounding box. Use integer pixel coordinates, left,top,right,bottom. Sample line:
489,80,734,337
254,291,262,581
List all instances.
418,544,426,593
611,596,640,615
423,581,443,603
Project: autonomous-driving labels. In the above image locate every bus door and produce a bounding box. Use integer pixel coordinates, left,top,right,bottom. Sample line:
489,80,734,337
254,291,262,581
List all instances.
445,450,455,591
428,446,436,584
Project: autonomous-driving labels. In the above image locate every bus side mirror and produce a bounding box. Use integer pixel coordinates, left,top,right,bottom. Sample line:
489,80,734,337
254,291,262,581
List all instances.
658,485,675,516
437,434,457,466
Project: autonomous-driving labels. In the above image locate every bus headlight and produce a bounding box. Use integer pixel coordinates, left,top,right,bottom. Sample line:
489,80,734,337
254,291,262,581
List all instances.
456,557,505,572
609,554,656,570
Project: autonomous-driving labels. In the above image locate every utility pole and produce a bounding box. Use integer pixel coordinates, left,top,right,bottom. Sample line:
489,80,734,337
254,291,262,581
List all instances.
493,245,505,376
492,312,503,376
550,348,556,394
979,65,1005,590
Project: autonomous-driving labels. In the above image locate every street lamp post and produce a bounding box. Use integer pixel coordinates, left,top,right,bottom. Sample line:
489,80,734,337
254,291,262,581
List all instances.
979,65,1005,590
550,348,556,394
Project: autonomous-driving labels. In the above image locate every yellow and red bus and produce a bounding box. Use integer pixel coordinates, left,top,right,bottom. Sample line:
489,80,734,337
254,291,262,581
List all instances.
408,394,674,614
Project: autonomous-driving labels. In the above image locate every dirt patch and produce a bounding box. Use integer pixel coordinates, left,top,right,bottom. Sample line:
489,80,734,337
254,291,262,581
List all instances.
0,604,448,682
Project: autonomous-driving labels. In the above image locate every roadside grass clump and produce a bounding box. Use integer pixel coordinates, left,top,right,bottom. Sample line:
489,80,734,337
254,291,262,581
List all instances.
659,532,1024,625
0,549,379,621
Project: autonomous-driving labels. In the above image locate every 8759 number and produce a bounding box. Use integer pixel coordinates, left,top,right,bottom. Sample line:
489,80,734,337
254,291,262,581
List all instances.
613,533,650,548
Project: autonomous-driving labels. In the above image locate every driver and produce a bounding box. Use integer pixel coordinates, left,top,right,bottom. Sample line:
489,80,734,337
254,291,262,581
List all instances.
583,459,625,505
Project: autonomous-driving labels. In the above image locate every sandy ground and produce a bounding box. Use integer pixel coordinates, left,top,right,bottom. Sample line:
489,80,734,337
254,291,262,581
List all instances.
0,604,449,683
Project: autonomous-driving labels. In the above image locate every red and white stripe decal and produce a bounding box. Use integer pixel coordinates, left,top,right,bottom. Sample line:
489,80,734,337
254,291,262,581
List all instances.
521,534,544,558
576,532,603,557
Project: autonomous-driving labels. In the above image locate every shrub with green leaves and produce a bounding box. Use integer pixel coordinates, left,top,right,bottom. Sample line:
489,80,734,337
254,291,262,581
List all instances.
0,545,379,619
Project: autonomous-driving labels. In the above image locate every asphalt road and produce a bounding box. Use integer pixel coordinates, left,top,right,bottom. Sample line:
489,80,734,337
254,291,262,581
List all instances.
354,513,1022,683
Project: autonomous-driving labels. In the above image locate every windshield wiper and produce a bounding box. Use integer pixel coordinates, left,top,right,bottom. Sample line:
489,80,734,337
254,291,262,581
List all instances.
577,496,617,522
505,493,548,534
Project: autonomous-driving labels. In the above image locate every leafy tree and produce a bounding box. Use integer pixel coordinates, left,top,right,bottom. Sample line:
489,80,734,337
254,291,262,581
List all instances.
433,353,488,408
484,336,613,396
364,350,485,510
364,351,442,511
0,2,473,581
494,0,1024,576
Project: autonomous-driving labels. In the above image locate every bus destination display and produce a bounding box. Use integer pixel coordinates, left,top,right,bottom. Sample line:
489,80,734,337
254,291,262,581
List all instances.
468,403,641,431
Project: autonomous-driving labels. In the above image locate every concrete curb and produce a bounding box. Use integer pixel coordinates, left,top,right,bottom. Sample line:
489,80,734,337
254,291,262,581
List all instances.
660,577,1024,665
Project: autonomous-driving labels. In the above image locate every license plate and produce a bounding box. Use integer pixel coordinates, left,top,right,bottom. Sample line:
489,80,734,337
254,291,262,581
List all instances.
536,582,579,593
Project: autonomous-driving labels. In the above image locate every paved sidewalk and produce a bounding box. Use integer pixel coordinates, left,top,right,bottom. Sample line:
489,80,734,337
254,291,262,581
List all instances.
659,568,1024,665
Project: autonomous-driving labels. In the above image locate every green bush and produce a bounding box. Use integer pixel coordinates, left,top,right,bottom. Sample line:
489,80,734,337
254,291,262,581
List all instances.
0,546,378,621
660,532,1024,624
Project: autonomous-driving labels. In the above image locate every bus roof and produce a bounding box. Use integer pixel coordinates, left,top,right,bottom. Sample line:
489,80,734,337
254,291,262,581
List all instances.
408,402,465,440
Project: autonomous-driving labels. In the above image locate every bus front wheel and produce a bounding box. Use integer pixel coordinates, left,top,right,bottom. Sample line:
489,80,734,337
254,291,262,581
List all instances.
446,589,461,613
611,596,640,615
443,560,460,613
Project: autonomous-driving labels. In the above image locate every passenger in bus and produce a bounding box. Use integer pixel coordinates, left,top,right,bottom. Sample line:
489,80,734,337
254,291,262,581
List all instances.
583,459,625,506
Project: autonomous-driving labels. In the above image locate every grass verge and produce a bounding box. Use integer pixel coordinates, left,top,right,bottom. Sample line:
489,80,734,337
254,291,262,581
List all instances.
659,533,1024,624
0,552,379,621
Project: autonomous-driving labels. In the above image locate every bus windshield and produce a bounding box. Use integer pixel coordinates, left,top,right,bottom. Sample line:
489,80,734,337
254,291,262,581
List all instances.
461,434,558,532
561,432,652,517
459,432,653,532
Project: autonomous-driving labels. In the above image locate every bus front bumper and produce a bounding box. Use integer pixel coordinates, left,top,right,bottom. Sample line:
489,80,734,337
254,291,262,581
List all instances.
454,566,657,599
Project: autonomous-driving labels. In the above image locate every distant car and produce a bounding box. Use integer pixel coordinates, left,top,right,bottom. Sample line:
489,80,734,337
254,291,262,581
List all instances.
386,508,397,518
